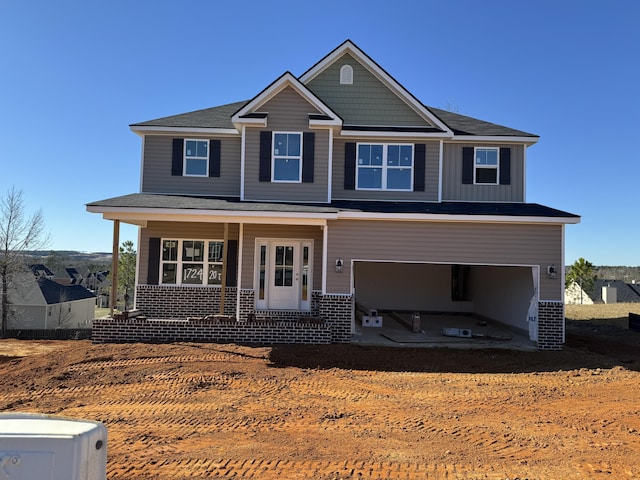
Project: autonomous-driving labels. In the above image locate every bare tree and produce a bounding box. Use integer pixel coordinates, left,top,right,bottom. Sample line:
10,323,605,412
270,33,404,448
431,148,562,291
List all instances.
0,187,48,337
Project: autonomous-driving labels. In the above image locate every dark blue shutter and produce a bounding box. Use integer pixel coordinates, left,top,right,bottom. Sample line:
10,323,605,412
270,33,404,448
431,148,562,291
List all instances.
147,237,161,285
413,144,426,191
171,139,184,176
209,139,221,177
344,142,356,190
225,240,238,287
499,147,511,185
259,131,272,182
462,147,473,184
302,132,315,183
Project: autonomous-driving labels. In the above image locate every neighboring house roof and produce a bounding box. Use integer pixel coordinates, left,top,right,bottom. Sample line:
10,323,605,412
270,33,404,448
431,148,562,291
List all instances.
30,264,55,278
37,278,96,305
592,279,640,303
87,193,579,221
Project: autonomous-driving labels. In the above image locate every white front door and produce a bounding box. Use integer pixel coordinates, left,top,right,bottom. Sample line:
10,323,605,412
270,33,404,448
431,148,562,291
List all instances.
255,239,313,311
269,243,299,310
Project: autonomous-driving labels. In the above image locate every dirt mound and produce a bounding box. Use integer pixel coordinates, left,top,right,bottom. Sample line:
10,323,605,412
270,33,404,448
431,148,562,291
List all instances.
1,327,640,479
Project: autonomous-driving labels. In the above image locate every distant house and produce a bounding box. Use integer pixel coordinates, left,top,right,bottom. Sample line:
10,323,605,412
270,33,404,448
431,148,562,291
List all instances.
9,268,96,330
565,279,640,304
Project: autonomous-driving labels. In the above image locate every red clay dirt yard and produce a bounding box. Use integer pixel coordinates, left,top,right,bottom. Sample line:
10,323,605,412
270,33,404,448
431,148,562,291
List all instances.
1,320,640,479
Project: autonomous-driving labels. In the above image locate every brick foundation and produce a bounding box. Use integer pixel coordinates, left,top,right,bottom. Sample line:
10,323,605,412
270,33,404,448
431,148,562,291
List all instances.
537,301,564,351
319,294,353,343
92,317,332,345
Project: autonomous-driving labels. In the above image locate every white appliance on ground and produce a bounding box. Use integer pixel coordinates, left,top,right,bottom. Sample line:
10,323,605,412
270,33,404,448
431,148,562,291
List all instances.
0,413,107,480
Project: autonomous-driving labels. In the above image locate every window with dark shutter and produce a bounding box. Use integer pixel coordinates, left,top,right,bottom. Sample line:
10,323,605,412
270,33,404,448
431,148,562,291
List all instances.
259,131,272,182
209,139,221,177
413,143,426,191
462,147,473,184
499,147,511,185
302,132,315,183
171,139,184,176
225,240,238,287
147,237,161,285
344,142,356,190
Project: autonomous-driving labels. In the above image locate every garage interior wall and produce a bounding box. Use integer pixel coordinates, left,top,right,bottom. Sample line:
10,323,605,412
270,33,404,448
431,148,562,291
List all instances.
354,262,473,313
470,265,534,335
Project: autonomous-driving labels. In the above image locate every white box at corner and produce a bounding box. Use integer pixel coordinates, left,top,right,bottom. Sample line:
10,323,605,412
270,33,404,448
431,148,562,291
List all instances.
0,412,107,480
362,315,383,327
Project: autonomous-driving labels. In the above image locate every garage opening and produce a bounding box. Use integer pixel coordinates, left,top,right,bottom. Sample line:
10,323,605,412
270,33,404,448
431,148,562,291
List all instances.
353,261,538,349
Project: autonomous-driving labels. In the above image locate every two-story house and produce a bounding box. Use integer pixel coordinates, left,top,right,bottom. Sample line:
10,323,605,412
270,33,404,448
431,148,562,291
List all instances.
88,40,579,350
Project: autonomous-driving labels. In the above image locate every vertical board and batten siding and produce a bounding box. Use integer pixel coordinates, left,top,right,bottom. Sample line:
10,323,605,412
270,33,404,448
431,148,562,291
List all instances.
325,220,563,301
442,143,525,202
243,86,329,203
332,138,440,202
141,135,242,196
306,53,431,127
240,224,324,290
138,222,240,284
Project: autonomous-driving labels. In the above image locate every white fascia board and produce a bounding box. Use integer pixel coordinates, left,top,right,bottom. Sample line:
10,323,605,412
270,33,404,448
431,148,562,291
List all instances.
339,130,450,139
336,211,581,225
450,135,539,145
309,118,342,128
130,126,239,136
86,205,334,226
299,41,452,135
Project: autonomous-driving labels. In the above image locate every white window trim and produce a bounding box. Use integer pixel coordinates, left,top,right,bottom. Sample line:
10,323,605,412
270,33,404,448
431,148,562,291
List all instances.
356,142,414,191
474,146,500,185
160,238,224,286
183,139,209,177
272,131,303,183
340,64,353,85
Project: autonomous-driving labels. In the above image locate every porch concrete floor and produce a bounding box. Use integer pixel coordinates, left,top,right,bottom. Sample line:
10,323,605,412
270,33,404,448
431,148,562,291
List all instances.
351,312,537,351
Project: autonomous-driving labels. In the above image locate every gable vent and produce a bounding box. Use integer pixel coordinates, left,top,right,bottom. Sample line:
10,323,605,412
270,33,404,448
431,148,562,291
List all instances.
340,64,353,85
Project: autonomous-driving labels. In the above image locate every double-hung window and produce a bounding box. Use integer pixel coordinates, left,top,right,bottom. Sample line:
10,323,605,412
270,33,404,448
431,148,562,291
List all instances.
161,239,224,285
474,147,499,184
184,139,209,176
357,143,413,190
272,132,302,182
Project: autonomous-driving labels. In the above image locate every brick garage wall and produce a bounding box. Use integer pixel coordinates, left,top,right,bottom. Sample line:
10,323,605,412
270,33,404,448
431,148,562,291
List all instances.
92,318,331,345
538,301,564,351
136,285,236,319
319,294,353,343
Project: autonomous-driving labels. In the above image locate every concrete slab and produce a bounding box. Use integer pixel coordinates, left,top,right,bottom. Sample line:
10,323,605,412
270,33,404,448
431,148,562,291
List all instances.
352,312,537,351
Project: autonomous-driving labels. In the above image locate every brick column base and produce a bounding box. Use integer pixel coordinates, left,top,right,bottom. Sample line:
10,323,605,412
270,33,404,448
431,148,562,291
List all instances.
538,301,564,351
318,294,353,343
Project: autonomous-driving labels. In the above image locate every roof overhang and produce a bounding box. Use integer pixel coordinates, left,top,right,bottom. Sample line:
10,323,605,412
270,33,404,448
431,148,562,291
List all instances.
129,126,239,137
449,135,540,146
87,204,580,227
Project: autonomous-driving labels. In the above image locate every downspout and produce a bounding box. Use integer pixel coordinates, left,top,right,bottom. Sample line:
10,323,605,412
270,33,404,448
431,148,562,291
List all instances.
110,220,120,316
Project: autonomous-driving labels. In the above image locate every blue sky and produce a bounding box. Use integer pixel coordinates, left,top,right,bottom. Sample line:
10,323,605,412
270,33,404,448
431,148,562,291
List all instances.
1,1,638,265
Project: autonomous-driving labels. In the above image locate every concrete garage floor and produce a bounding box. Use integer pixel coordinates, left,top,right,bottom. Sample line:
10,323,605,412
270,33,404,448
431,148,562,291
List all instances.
352,312,537,351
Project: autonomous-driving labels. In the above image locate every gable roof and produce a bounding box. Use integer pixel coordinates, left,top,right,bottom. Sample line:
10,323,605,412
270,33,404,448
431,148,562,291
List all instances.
592,279,640,303
129,40,538,142
299,40,452,135
231,72,342,129
37,278,96,305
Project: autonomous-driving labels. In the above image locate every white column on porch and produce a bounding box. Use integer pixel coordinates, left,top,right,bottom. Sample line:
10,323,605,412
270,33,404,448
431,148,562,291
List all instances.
236,222,244,320
110,219,120,316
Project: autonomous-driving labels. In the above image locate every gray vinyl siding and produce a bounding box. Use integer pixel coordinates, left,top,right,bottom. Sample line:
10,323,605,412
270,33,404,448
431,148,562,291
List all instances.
141,135,241,196
240,224,324,290
442,143,525,202
332,138,440,202
306,53,432,127
325,220,562,300
243,86,329,203
138,222,240,285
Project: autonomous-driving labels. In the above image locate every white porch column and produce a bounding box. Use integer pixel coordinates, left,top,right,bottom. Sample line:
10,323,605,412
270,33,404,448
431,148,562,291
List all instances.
110,220,120,316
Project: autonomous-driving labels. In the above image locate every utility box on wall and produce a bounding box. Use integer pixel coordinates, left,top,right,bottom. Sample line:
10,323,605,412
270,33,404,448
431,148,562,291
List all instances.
0,413,107,480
